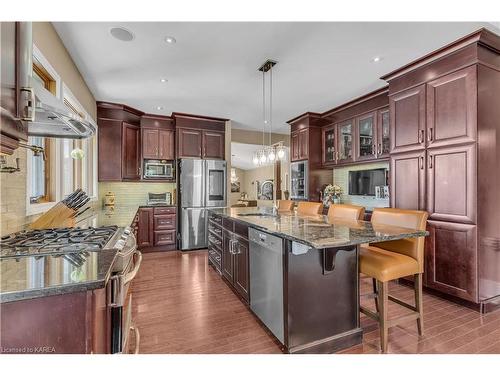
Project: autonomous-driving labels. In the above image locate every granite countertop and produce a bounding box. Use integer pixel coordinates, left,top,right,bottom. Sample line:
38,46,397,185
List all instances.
209,207,428,249
0,248,117,303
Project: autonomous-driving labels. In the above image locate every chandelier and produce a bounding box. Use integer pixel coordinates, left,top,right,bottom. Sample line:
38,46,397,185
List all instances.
253,59,286,166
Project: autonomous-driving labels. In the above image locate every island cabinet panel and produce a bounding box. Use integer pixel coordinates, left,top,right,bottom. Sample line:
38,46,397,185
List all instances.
390,150,426,211
137,208,154,248
203,130,225,159
427,144,476,224
222,230,235,283
425,221,478,302
426,65,477,149
177,128,203,158
389,84,426,154
122,123,141,180
233,237,250,303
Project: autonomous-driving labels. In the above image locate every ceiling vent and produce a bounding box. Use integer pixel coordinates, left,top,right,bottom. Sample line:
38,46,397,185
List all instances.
110,27,135,42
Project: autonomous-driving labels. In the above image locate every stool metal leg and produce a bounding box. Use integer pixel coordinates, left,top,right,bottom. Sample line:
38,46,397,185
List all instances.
415,273,424,336
378,280,389,353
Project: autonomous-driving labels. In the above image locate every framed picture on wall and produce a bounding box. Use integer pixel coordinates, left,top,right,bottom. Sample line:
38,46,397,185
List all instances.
258,180,274,200
231,181,240,193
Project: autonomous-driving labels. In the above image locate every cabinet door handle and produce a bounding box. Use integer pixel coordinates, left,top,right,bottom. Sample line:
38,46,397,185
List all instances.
418,129,425,144
371,144,376,155
428,128,433,142
429,155,433,169
378,143,382,155
419,156,424,170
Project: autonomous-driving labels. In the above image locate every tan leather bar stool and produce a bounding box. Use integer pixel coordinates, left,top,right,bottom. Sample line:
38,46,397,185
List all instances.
359,208,428,353
296,202,323,215
277,200,295,212
327,204,365,221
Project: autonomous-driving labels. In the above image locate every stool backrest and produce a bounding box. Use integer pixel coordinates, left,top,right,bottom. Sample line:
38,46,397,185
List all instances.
328,204,365,221
371,208,428,272
277,200,294,212
296,202,323,215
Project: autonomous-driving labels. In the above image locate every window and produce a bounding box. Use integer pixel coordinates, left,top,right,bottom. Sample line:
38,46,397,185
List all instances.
29,60,56,204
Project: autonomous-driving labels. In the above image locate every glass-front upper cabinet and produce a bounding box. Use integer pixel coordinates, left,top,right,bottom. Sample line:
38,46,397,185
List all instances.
377,108,390,157
356,112,376,160
322,125,336,164
337,120,354,164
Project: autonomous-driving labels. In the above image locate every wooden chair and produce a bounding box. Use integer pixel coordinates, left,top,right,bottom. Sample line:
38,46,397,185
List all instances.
359,208,428,353
277,200,294,212
327,204,365,221
296,202,323,215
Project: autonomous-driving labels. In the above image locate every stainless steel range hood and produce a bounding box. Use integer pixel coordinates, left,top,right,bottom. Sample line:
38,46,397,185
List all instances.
28,78,97,139
18,22,96,139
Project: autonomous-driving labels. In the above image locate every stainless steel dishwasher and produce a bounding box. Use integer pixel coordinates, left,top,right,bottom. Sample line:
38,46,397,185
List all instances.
249,228,284,344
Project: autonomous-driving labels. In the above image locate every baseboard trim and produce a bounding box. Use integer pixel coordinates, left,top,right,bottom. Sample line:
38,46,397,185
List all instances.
288,328,363,354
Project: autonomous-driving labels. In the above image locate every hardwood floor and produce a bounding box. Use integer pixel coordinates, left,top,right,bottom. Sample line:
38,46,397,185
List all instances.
131,250,500,354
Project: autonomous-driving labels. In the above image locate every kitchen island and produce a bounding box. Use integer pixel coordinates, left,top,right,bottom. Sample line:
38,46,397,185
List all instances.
207,207,428,354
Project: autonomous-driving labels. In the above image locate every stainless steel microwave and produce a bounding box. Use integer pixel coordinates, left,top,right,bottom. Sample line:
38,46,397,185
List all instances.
143,160,175,179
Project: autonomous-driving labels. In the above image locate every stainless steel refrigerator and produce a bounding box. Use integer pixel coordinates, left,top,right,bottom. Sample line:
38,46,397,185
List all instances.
178,159,227,250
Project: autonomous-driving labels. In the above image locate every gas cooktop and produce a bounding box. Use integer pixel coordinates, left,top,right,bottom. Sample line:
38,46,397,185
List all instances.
0,226,119,260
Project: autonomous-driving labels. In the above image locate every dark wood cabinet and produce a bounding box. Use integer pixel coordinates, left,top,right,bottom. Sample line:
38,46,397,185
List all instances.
142,128,175,160
137,208,154,248
122,123,141,180
355,111,376,161
154,230,176,246
337,119,354,164
202,130,225,159
427,144,476,224
291,128,309,161
154,214,176,230
389,84,426,153
390,150,426,211
291,131,300,161
233,237,250,302
426,65,477,149
322,125,336,165
177,128,202,158
425,221,477,302
377,108,390,158
222,230,235,283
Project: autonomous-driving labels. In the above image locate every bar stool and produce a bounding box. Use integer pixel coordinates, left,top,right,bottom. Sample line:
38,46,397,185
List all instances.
296,202,323,215
277,200,295,212
359,208,428,353
327,204,365,221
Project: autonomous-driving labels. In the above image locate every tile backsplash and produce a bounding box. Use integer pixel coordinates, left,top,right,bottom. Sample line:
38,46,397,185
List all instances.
332,161,390,210
98,182,176,207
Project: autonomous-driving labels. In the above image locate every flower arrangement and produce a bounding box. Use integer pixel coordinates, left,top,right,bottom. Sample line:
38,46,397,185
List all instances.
323,184,343,206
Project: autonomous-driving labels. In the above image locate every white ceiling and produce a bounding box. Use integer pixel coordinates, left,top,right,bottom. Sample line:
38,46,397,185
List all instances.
53,22,496,134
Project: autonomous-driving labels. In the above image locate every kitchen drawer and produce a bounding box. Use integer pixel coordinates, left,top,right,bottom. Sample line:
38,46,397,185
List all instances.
208,224,223,238
208,247,222,267
222,217,234,232
154,206,176,215
154,230,176,246
154,214,176,230
209,214,222,226
208,233,223,249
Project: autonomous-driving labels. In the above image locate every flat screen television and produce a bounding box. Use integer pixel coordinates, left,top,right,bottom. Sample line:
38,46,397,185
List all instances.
348,168,386,196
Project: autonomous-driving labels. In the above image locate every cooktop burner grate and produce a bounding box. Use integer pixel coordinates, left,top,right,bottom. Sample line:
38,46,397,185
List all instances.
0,225,118,259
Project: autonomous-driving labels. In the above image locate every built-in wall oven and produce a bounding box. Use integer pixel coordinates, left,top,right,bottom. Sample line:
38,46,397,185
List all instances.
143,159,175,179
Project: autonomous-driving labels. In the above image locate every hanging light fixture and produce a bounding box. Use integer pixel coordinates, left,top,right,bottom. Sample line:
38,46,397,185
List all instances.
253,59,286,166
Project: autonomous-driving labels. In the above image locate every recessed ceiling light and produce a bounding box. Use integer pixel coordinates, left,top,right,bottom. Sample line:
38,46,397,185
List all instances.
371,56,382,63
160,78,168,83
156,106,164,110
110,27,135,42
165,36,176,44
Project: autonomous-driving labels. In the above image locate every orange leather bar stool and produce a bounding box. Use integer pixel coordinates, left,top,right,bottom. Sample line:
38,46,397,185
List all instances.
296,202,323,215
360,208,428,353
327,204,365,221
277,200,295,212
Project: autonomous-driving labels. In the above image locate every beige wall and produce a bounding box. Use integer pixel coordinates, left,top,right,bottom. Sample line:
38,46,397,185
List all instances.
98,182,176,207
0,22,97,235
33,22,96,120
241,165,275,207
229,167,245,205
231,128,290,147
332,161,390,210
